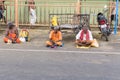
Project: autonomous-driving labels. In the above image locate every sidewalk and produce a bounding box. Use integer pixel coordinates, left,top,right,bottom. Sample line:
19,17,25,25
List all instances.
0,29,120,52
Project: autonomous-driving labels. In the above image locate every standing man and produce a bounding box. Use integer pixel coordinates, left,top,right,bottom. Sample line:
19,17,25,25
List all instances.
0,0,6,23
28,0,36,25
111,2,118,26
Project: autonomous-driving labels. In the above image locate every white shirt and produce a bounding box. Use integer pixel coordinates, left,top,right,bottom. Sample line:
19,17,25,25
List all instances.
76,30,93,40
112,8,116,15
101,24,107,28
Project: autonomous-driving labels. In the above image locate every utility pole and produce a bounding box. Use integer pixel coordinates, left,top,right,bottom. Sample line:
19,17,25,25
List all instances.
15,0,19,27
114,0,119,34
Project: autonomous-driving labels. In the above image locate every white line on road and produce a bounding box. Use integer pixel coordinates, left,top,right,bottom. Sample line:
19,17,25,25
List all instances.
0,48,119,55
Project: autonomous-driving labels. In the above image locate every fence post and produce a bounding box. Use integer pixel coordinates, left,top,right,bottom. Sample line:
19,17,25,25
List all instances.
76,0,80,14
15,0,19,27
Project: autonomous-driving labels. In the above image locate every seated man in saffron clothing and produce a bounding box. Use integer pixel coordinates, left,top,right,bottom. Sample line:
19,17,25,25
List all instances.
46,27,63,48
4,22,20,44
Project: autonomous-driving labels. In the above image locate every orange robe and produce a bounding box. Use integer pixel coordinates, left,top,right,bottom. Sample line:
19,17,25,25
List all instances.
46,30,62,46
4,29,20,43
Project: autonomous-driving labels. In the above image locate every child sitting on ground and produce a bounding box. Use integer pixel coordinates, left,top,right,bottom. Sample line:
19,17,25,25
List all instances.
19,27,29,42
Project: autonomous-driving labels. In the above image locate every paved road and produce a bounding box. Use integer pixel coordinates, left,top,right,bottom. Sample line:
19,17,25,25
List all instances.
0,30,120,80
0,49,120,80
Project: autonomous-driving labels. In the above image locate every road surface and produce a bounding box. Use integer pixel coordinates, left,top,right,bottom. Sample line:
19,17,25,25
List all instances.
0,48,120,80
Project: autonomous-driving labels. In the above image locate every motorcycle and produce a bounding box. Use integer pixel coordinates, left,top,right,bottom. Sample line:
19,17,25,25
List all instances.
97,12,112,41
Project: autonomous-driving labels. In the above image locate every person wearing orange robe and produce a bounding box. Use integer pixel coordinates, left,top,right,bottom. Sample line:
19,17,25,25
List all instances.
46,27,63,48
4,22,20,44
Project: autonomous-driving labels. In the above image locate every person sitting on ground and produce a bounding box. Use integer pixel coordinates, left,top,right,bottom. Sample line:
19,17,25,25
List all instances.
75,26,99,47
19,27,29,42
4,22,20,44
46,26,63,48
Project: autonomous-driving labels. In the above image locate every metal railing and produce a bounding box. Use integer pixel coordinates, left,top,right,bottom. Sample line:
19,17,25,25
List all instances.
1,1,120,28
